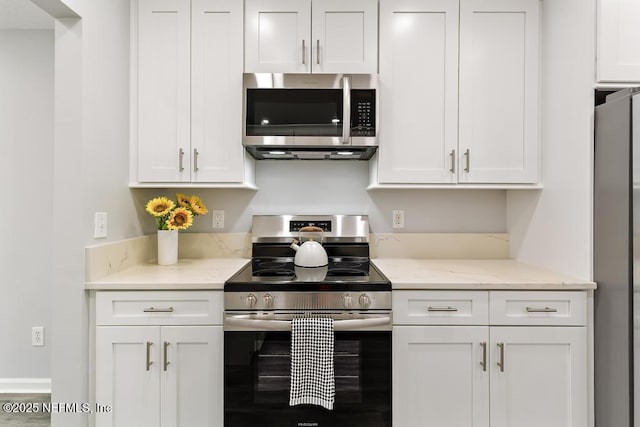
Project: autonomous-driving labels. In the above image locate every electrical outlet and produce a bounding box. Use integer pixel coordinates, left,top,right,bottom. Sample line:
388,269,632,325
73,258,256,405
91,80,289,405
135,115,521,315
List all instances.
212,210,224,229
94,212,108,238
32,326,44,347
392,210,405,229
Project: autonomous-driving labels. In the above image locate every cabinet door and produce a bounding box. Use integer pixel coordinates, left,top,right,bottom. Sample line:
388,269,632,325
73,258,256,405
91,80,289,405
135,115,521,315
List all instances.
393,326,490,427
597,0,640,82
377,0,459,184
490,327,588,427
95,327,161,427
191,0,245,182
245,0,311,73
138,0,191,183
312,0,378,74
458,0,539,184
160,326,222,427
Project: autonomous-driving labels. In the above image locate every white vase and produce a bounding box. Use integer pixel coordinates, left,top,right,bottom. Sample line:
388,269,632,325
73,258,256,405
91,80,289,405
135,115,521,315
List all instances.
157,230,178,265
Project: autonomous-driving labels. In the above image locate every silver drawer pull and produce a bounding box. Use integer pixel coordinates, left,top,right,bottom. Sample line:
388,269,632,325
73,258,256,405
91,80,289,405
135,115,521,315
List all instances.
143,307,174,313
526,307,558,313
427,306,458,312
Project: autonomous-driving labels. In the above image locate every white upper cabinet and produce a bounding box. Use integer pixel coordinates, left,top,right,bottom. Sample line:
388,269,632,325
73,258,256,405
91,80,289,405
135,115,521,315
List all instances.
190,0,245,183
244,0,311,73
377,0,459,183
244,0,378,74
137,0,191,183
134,0,253,186
598,0,640,83
375,0,540,187
458,0,540,184
312,0,378,73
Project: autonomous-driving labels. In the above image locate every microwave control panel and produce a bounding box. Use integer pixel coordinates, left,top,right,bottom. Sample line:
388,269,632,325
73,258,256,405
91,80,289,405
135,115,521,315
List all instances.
350,89,376,137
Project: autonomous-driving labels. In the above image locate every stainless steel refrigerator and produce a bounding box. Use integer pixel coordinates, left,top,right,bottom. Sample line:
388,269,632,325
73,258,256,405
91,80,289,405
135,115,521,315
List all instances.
595,87,640,427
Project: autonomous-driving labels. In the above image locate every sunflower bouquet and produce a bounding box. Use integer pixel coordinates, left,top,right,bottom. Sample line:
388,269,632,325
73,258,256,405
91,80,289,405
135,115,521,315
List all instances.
145,193,208,230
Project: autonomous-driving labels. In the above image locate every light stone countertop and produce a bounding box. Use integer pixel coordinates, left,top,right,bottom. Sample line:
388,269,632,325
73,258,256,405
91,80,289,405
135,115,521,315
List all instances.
85,258,249,290
85,257,596,291
373,259,596,290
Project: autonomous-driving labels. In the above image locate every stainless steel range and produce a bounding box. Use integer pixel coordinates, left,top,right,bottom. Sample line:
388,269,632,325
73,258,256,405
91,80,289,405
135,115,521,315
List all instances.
223,215,391,427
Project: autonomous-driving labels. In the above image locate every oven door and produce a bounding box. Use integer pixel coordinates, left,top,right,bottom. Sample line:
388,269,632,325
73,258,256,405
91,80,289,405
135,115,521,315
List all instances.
224,313,391,427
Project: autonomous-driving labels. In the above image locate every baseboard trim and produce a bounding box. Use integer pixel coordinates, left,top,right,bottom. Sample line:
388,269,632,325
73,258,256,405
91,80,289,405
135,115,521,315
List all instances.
0,378,51,394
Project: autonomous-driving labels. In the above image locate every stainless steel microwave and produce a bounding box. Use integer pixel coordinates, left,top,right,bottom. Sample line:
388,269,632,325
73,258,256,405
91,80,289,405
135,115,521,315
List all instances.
242,73,378,160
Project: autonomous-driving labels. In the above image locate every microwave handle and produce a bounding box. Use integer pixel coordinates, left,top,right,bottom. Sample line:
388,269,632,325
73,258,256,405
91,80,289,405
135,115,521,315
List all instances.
342,76,351,144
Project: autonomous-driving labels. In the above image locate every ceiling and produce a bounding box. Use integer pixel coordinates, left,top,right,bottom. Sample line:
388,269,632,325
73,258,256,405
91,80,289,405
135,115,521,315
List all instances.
0,0,53,29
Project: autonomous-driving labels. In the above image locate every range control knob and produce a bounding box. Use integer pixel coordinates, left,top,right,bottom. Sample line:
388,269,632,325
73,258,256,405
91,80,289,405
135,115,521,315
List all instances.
343,293,354,309
359,293,371,309
245,293,257,309
263,293,274,309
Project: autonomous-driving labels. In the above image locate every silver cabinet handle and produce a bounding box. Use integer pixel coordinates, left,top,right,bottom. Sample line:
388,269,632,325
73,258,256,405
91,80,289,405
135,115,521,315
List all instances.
178,148,185,172
302,40,306,64
480,342,487,372
497,342,505,372
526,307,558,313
163,341,170,371
146,341,153,371
450,149,456,173
427,306,458,312
143,307,174,313
316,39,320,65
464,149,470,172
193,148,199,172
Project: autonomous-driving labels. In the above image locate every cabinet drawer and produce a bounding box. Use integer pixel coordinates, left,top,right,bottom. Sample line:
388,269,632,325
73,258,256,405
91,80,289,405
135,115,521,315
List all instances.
489,291,587,326
393,291,489,325
96,291,223,326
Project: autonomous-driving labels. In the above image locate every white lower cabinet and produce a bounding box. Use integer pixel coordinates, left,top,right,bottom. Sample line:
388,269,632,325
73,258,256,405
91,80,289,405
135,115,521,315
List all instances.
394,326,490,427
94,291,223,427
489,326,587,427
393,291,588,427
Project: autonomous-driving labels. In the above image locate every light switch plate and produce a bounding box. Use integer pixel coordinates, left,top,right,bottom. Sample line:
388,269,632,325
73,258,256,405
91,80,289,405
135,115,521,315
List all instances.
94,212,107,238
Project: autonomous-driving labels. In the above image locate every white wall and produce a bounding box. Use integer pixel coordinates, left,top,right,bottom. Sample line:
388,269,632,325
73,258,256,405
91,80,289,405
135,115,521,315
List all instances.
0,29,54,380
131,161,507,235
80,0,141,245
507,0,595,280
49,1,136,425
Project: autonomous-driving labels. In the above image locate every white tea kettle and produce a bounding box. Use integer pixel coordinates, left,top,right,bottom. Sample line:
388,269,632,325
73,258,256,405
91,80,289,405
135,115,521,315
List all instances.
290,226,328,268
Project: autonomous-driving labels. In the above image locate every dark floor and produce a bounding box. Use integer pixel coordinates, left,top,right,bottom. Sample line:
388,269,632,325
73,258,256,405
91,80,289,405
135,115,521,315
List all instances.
0,394,51,427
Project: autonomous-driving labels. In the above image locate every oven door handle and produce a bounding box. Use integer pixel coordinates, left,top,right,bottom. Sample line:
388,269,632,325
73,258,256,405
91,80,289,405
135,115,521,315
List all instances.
224,315,392,331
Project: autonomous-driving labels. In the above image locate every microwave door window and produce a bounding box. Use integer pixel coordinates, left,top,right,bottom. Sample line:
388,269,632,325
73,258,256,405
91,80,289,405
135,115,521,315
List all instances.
246,89,343,137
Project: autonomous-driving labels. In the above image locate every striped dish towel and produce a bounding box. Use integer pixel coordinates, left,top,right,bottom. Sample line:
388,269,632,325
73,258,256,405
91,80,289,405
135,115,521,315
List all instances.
289,316,335,410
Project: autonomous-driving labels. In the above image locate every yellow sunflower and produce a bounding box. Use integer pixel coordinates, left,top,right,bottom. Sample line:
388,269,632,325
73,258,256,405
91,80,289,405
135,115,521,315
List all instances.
189,195,208,215
145,197,175,217
166,207,194,230
176,193,191,208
